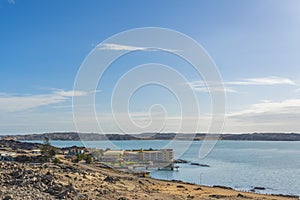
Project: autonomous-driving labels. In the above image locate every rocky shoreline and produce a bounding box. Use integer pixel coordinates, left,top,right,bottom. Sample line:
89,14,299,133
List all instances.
0,139,298,199
0,160,298,200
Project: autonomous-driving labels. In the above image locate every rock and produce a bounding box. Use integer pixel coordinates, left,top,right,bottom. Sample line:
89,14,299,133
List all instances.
103,175,119,183
65,174,71,178
41,174,53,185
209,194,227,199
213,185,233,190
237,193,247,198
3,195,13,200
118,197,129,200
138,180,144,185
253,186,266,190
194,187,202,190
173,159,189,163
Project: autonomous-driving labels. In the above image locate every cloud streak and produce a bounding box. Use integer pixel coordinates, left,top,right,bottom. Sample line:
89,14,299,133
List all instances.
97,43,178,53
227,76,297,86
0,90,87,112
229,99,300,116
220,98,300,133
189,76,297,93
189,81,237,93
53,89,88,97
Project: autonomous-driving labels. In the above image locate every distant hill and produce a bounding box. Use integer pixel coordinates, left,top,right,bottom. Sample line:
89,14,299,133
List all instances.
221,133,300,141
1,132,300,141
0,139,43,150
0,132,137,141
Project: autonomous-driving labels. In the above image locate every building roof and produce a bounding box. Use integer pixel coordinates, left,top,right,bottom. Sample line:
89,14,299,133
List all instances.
103,150,124,156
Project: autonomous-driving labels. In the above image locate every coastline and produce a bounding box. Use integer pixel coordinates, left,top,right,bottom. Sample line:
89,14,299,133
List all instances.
152,177,300,199
0,159,298,200
1,139,299,199
2,139,299,197
2,132,300,141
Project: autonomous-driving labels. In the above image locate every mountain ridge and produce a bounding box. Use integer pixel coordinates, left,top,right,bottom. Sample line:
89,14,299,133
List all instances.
1,132,300,141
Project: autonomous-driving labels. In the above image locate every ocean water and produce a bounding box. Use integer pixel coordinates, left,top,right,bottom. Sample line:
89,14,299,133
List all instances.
24,140,300,196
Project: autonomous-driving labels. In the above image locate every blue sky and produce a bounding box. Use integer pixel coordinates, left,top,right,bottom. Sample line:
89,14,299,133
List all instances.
1,0,300,134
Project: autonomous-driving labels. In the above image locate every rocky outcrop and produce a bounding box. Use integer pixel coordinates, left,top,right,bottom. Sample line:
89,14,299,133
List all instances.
0,162,79,199
0,140,43,150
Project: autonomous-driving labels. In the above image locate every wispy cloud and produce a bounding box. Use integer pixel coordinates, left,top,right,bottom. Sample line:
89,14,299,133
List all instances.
97,43,178,53
227,76,297,86
221,98,300,133
228,99,300,120
189,81,237,93
98,43,149,51
189,76,297,93
53,89,88,97
0,90,88,112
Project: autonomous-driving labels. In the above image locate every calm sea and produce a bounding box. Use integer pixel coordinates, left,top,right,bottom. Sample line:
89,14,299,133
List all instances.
24,140,300,196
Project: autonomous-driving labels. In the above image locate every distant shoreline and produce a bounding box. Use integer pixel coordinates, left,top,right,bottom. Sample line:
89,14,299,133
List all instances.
1,132,300,141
